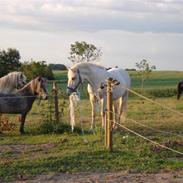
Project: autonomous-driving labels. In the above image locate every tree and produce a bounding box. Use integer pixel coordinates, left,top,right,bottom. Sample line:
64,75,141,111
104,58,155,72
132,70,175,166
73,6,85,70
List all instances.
68,41,102,64
0,48,21,77
20,60,54,80
135,59,156,89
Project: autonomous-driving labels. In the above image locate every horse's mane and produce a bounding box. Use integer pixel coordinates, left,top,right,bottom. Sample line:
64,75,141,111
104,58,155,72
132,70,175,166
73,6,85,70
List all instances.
0,72,20,93
71,62,106,71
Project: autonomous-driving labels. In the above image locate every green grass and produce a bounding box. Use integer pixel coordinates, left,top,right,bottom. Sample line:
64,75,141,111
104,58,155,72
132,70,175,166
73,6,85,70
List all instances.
0,97,183,181
129,70,183,88
0,70,183,181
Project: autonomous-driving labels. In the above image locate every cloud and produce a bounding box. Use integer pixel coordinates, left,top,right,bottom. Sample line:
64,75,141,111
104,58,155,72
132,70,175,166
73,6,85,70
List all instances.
0,0,183,71
0,0,183,33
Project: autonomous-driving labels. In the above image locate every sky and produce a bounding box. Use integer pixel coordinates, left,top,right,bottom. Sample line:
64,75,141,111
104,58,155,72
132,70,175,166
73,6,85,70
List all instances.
0,0,183,70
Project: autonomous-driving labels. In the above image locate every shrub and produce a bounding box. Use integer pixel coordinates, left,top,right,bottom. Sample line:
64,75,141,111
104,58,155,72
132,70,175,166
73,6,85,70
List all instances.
129,88,177,98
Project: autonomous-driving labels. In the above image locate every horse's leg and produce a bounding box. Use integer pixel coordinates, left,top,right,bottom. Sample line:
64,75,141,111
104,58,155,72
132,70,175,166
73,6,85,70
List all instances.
113,100,119,128
120,91,128,123
19,113,27,135
100,97,106,129
89,93,97,130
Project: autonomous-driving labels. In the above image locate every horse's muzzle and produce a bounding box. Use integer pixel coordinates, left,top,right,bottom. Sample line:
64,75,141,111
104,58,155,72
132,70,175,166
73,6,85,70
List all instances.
42,94,48,100
66,88,73,96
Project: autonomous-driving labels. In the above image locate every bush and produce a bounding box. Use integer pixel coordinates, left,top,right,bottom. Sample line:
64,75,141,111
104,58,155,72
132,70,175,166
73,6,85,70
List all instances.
147,88,177,98
37,121,84,134
129,88,177,98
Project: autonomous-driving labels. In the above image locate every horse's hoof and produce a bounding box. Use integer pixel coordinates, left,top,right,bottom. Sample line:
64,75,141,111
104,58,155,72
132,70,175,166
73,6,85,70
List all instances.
89,128,94,133
20,130,25,135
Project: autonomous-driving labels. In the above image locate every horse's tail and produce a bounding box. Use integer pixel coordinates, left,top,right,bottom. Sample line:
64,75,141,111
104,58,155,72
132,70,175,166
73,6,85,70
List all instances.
177,81,183,100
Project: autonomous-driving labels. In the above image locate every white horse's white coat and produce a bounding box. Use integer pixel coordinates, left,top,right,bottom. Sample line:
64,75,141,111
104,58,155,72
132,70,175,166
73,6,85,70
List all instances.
67,63,131,129
0,72,27,94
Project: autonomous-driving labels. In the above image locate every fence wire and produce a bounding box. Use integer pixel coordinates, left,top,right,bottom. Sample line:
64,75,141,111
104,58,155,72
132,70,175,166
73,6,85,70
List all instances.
105,83,183,155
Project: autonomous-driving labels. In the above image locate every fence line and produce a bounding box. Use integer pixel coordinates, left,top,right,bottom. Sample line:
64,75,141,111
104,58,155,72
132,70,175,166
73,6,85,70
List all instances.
127,118,183,138
0,94,67,99
105,78,183,154
113,120,183,156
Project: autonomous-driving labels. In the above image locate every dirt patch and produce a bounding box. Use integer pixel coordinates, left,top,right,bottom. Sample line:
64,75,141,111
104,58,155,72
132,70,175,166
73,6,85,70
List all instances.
0,143,55,152
0,143,55,161
14,171,183,183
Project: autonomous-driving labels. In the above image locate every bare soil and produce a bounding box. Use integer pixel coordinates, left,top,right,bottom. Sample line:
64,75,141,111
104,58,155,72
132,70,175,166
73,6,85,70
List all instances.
14,171,183,183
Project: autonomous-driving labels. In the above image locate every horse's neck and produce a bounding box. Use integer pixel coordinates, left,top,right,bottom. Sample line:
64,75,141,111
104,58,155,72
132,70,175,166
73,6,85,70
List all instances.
80,65,109,93
18,82,34,96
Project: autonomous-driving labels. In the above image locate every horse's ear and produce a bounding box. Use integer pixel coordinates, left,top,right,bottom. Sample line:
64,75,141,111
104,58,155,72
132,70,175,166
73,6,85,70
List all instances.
68,68,74,72
38,76,42,81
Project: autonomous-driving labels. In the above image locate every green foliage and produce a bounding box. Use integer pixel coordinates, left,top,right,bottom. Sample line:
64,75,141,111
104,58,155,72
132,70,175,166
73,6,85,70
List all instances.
135,59,156,89
129,88,177,98
0,48,21,77
49,64,67,70
68,41,102,64
37,121,84,134
147,88,177,98
20,60,54,80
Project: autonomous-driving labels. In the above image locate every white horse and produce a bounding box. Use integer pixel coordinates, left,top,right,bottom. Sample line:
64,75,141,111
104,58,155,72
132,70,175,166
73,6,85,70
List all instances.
0,72,27,94
67,62,131,130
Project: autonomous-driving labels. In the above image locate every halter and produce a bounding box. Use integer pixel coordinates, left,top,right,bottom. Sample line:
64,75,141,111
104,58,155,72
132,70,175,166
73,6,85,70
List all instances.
67,69,83,93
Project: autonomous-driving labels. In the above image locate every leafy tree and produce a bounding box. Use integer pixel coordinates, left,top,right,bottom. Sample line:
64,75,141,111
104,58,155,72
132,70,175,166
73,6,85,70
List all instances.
20,60,54,80
68,41,102,64
135,59,156,89
0,48,21,77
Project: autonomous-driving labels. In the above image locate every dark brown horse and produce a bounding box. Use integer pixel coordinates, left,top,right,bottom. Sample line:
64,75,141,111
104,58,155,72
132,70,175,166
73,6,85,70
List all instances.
0,77,48,134
177,81,183,100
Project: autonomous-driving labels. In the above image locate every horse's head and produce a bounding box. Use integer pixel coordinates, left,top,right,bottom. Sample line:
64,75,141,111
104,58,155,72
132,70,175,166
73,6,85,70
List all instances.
177,81,183,100
32,77,48,100
17,72,27,88
67,68,82,96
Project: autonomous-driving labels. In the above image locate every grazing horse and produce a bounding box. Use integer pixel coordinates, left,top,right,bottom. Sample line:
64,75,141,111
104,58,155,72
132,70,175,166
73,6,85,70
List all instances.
177,81,183,100
0,72,27,94
0,77,48,134
67,62,131,130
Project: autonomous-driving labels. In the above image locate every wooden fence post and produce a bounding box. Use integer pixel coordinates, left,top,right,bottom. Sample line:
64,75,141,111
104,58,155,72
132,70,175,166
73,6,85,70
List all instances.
106,77,113,152
52,81,59,123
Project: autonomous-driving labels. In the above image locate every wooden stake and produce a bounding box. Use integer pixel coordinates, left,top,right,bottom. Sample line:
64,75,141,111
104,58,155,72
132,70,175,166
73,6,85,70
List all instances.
106,78,113,151
52,81,59,123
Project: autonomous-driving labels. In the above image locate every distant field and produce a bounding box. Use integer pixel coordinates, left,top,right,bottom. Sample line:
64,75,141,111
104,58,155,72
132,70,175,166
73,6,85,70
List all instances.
53,70,183,89
51,70,183,99
129,71,183,89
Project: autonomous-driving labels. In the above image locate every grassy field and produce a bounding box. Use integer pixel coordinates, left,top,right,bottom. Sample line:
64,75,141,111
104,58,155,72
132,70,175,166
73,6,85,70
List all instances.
0,70,183,181
52,70,183,89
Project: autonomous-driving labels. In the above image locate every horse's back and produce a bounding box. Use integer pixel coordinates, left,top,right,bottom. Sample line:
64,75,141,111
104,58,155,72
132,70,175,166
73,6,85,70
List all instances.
108,68,131,87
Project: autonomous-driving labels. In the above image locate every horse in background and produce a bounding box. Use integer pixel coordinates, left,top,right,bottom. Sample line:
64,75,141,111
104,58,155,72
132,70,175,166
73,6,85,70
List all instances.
67,62,131,130
177,81,183,100
0,72,27,94
0,77,48,134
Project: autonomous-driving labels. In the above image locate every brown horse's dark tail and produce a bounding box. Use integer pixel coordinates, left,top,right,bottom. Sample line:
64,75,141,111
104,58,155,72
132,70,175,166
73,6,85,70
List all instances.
177,81,183,100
